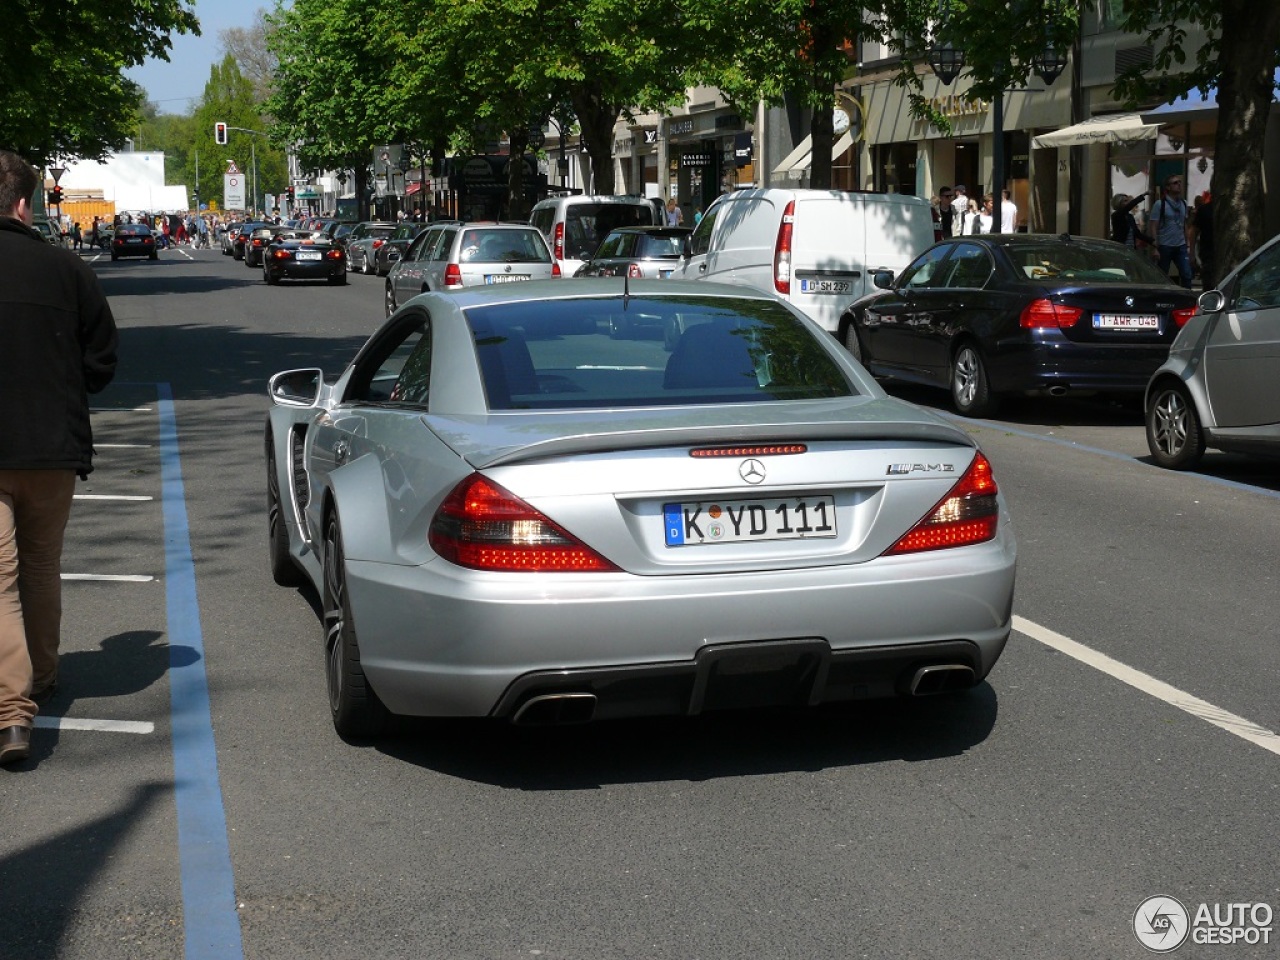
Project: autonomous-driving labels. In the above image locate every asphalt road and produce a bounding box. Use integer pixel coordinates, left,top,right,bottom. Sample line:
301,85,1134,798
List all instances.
3,243,1277,960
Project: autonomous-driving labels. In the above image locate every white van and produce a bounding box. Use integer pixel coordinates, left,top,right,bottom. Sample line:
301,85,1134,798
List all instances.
529,195,659,278
669,188,936,334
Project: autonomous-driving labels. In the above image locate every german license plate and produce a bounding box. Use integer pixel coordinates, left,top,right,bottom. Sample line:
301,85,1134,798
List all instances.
664,496,837,546
486,274,530,284
1093,313,1159,330
296,251,322,261
126,238,141,244
799,278,851,294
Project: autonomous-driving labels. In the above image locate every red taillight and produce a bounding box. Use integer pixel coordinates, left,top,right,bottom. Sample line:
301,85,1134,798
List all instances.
1019,298,1083,329
429,475,618,572
325,248,342,260
628,262,643,279
552,261,562,278
274,248,289,259
553,222,564,261
444,263,463,287
774,199,795,294
372,238,384,248
1172,306,1197,327
143,237,154,245
884,453,1000,556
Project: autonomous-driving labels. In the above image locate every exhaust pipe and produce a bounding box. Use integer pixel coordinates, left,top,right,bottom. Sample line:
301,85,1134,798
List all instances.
908,664,976,696
512,692,598,725
1048,386,1068,397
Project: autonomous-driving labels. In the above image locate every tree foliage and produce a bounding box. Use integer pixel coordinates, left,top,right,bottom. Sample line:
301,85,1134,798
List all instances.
1,0,199,165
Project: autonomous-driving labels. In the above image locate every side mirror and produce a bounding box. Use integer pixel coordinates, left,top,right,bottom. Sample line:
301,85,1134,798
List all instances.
681,237,693,259
268,368,323,407
872,269,896,290
1197,289,1225,314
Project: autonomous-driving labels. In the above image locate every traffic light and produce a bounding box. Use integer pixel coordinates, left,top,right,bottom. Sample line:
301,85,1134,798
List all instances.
214,122,228,145
286,186,295,202
48,187,64,206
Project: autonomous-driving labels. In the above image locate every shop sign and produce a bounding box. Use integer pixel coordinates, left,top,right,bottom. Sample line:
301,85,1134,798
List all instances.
925,94,990,118
680,151,715,169
463,157,495,181
668,118,695,137
734,132,754,168
714,114,744,130
641,128,660,145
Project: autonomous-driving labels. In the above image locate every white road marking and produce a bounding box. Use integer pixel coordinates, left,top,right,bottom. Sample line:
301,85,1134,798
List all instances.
1015,615,1280,758
33,715,154,734
91,406,153,413
61,573,155,582
97,443,153,448
74,494,153,501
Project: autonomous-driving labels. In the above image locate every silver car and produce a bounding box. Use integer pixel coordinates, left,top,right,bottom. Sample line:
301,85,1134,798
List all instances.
384,222,554,316
266,280,1017,737
1145,233,1280,468
343,221,396,275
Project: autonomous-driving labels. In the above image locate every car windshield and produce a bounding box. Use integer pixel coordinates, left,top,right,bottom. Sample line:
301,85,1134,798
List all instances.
468,295,854,411
459,229,550,264
1002,240,1172,284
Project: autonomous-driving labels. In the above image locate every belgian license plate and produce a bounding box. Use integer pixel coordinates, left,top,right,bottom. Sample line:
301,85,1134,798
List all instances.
486,274,530,284
126,238,141,244
799,278,851,294
297,251,322,261
663,496,837,547
1094,313,1160,330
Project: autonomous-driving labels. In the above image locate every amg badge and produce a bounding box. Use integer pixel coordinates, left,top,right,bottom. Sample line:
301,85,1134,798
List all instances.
886,463,956,475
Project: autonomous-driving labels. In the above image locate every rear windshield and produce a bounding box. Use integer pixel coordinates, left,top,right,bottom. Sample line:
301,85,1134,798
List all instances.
468,295,854,411
1003,240,1172,284
636,234,686,258
459,229,550,264
117,225,151,236
564,204,655,260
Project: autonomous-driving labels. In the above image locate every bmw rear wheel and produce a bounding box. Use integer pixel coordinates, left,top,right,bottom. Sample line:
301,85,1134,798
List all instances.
843,320,865,364
951,343,998,417
322,512,389,737
1146,381,1205,469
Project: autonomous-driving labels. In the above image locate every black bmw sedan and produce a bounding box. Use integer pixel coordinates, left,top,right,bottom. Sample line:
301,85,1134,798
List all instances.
840,234,1198,416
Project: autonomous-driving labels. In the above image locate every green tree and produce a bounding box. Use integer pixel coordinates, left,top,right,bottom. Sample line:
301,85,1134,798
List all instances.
1,0,199,165
1112,0,1280,276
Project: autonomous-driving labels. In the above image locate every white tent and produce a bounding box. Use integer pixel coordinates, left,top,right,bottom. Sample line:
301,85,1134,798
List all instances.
1032,113,1160,149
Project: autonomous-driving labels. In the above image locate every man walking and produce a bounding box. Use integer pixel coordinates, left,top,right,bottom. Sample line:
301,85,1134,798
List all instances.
1148,174,1194,289
0,149,118,765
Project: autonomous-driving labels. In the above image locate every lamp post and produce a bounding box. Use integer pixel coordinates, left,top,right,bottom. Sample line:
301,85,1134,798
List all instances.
928,38,1067,233
48,165,66,233
397,147,412,218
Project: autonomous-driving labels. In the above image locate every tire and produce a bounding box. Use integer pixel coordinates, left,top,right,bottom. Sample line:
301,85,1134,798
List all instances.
266,443,305,586
950,342,998,417
328,273,347,285
362,253,374,275
843,320,865,365
384,283,397,317
265,266,279,285
1146,381,1205,469
322,512,389,737
149,251,158,261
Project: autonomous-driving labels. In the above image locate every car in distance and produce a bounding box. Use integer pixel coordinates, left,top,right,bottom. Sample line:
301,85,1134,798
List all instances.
529,194,659,278
244,225,294,268
344,221,397,275
574,226,692,279
110,223,159,261
262,232,347,285
843,234,1199,416
231,221,271,261
384,222,553,316
265,279,1017,736
373,221,428,276
1145,231,1280,469
32,218,62,246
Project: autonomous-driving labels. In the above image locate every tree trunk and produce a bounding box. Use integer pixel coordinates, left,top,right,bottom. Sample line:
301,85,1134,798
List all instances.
806,22,840,190
570,86,618,194
354,163,370,222
506,127,530,220
1211,0,1280,278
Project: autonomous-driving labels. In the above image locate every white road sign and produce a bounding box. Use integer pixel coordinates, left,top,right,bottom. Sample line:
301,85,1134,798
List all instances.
224,173,245,211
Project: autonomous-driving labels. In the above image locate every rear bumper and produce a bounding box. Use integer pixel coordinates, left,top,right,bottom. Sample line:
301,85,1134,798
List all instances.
987,337,1169,394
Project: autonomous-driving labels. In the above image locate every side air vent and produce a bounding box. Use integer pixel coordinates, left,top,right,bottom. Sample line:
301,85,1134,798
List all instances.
290,427,310,510
1115,45,1153,74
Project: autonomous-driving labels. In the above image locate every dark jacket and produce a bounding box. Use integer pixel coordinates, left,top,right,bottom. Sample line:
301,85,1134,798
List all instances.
0,216,118,475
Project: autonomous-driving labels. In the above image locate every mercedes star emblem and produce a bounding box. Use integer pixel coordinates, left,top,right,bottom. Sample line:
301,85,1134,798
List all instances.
739,459,766,484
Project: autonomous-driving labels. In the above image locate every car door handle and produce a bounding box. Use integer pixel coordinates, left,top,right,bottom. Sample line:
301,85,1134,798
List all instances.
698,262,707,274
334,438,351,466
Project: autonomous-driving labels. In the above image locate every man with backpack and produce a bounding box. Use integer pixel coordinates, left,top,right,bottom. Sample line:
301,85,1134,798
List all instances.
1148,174,1193,289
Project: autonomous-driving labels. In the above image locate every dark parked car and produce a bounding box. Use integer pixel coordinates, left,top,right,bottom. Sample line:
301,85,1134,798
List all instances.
244,225,294,268
574,226,692,279
373,221,429,276
841,234,1199,416
230,221,271,261
262,233,347,285
110,223,158,261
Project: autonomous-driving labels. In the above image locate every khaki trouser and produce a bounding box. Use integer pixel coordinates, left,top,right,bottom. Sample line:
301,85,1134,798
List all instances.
0,470,76,728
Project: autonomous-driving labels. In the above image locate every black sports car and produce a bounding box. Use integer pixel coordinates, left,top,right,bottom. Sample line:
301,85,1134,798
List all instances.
841,234,1199,416
262,233,347,285
110,223,158,261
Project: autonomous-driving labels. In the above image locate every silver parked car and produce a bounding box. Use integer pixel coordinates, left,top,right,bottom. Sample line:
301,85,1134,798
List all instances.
343,221,396,275
1145,232,1280,469
266,279,1017,737
383,222,553,316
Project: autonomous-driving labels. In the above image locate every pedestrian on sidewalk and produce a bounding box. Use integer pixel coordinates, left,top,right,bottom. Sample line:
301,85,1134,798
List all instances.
0,149,119,766
1148,174,1194,289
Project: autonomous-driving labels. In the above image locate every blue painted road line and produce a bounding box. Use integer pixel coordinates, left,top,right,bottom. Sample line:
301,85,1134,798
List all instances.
157,383,246,960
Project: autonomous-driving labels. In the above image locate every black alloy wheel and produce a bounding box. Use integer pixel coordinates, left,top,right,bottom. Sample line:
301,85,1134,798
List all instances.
1146,381,1206,469
384,283,397,317
322,511,389,737
951,342,998,417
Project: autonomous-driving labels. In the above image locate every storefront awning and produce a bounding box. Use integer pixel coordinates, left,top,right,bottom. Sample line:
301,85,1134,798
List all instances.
772,131,855,176
1032,113,1160,148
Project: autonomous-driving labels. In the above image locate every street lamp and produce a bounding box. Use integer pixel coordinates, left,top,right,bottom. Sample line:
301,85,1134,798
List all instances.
927,37,1067,233
397,146,412,218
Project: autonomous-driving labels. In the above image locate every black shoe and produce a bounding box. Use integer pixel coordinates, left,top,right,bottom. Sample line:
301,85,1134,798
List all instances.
0,726,31,765
32,684,58,705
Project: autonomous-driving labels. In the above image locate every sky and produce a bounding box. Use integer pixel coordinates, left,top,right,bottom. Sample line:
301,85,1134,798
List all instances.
126,0,273,115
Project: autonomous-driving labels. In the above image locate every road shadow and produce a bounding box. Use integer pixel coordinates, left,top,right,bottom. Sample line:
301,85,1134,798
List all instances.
35,631,200,714
877,379,1145,428
371,684,999,788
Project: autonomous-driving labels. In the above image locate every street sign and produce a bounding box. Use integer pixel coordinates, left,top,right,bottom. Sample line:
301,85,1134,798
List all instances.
224,172,246,211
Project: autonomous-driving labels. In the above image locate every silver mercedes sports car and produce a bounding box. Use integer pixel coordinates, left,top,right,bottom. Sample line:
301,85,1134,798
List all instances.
266,279,1017,737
